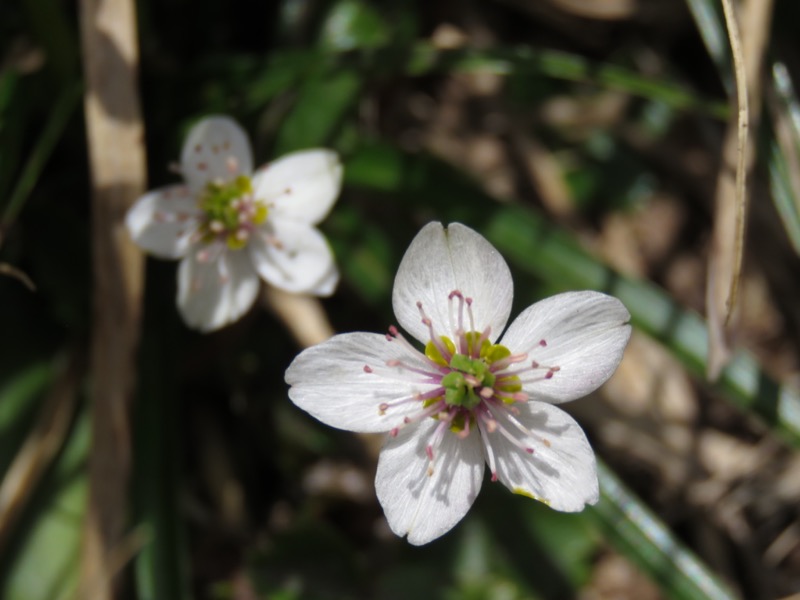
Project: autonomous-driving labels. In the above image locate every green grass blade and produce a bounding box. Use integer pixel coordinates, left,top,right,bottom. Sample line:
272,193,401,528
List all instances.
590,461,737,600
1,83,81,227
687,0,800,258
684,0,732,91
768,140,800,255
132,297,190,600
768,62,800,256
273,66,361,155
0,409,89,600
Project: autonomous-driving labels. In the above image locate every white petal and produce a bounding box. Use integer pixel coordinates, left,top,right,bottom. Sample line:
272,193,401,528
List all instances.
176,245,260,332
306,262,340,297
125,185,199,259
499,291,631,404
376,420,484,545
286,332,438,433
180,116,254,194
392,222,513,345
249,219,337,295
490,401,598,511
251,149,342,225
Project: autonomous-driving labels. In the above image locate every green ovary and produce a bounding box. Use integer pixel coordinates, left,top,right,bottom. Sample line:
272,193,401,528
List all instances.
198,175,267,249
431,333,518,411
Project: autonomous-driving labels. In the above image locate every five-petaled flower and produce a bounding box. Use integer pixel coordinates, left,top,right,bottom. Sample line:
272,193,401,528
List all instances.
126,115,343,332
286,222,631,545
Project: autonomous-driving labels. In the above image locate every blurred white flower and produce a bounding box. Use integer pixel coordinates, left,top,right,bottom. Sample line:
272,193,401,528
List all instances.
286,222,631,545
126,116,342,331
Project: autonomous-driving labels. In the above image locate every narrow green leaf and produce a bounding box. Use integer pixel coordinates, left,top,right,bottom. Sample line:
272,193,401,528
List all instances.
684,0,732,91
274,67,361,155
132,296,190,600
1,83,81,227
0,361,53,476
768,140,800,254
0,409,89,600
768,62,800,256
243,50,323,110
589,461,737,600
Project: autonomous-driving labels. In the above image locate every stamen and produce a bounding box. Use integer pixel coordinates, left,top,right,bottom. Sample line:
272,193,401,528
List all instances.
448,291,466,352
485,402,549,450
515,369,560,386
493,391,528,404
386,325,419,354
479,409,498,433
489,353,528,372
425,420,450,476
482,404,535,454
386,399,447,435
378,393,427,415
417,302,451,361
455,413,471,439
384,359,442,382
465,296,476,335
474,326,492,355
477,418,499,481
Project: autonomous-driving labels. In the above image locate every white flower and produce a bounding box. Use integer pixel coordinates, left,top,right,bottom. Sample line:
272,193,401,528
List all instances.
126,116,343,332
286,222,631,545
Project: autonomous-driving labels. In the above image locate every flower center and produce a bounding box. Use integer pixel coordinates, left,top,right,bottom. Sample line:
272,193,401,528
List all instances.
442,355,494,409
366,290,560,480
197,175,267,250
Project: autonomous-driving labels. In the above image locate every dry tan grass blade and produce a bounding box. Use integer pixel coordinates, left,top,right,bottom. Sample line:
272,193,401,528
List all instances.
77,0,146,596
0,262,35,291
706,0,772,380
262,286,335,347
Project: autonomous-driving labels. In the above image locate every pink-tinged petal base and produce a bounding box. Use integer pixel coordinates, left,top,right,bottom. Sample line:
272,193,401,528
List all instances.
249,219,337,295
286,332,438,433
499,291,631,404
125,185,199,259
180,116,254,194
376,420,484,545
177,245,260,332
490,401,598,511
